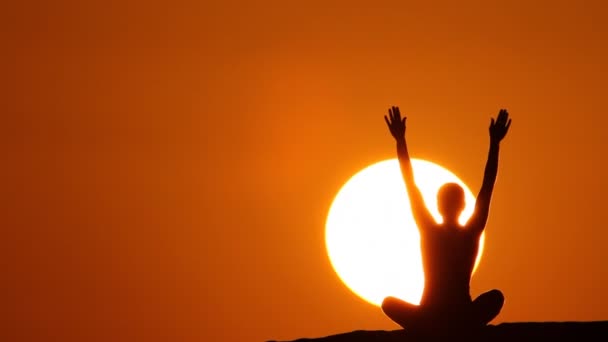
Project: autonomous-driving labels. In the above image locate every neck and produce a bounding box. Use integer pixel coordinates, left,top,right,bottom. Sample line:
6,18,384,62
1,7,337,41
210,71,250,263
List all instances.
442,217,460,226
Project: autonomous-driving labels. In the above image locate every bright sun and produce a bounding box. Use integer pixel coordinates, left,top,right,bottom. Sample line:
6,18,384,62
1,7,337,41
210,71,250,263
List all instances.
325,158,485,306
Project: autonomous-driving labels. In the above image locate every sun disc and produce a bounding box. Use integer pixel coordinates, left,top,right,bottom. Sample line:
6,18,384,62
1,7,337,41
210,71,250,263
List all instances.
325,158,485,306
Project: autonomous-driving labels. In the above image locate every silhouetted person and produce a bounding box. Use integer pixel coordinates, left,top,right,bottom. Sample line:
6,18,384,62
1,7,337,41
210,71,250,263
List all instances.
382,107,511,334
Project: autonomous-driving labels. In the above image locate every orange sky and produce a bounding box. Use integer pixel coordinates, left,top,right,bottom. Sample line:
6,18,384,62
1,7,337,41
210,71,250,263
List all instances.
4,1,608,341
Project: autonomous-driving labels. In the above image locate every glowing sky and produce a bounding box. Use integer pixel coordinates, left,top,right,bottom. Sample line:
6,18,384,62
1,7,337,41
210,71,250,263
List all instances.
4,1,608,341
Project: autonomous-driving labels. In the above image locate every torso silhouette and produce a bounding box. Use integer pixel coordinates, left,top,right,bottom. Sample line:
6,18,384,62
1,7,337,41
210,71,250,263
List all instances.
419,224,480,309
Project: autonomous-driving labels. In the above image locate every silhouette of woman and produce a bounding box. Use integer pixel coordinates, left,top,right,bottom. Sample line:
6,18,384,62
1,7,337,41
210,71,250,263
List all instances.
382,107,511,333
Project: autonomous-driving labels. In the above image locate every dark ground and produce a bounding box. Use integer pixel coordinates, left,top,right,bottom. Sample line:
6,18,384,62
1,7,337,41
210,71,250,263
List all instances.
269,321,608,341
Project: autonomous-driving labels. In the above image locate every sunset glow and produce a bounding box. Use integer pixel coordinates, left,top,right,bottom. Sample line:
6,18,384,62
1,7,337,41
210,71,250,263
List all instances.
326,158,484,306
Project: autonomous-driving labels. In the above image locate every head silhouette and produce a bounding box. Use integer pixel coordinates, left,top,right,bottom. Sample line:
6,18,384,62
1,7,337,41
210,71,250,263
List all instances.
437,182,465,224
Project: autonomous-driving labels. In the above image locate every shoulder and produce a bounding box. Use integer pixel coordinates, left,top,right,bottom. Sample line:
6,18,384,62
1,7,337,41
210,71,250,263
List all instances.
418,221,440,235
463,223,483,237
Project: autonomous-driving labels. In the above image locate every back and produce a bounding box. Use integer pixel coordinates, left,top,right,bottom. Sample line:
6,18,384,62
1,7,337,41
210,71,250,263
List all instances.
419,225,481,308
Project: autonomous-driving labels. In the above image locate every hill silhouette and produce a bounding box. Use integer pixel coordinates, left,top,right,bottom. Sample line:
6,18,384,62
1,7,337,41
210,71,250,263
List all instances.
268,321,608,341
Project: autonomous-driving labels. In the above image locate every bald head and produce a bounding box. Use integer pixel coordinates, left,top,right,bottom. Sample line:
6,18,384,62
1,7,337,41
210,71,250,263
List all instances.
437,182,465,224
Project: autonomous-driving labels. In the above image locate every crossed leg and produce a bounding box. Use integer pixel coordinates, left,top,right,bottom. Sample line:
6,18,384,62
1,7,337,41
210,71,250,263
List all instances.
381,296,453,334
381,296,420,329
471,289,504,326
382,289,504,331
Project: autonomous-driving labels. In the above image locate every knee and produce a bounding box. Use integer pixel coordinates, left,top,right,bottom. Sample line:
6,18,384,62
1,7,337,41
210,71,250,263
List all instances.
380,296,419,329
484,289,505,313
381,296,410,316
381,296,399,312
475,289,505,310
473,289,505,325
488,289,505,305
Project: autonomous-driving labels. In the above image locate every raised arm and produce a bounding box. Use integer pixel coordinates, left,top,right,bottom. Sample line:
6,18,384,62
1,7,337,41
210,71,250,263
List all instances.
467,109,511,233
385,106,435,230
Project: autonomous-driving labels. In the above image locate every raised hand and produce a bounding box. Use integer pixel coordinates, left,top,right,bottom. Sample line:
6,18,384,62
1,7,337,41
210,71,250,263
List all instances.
489,109,512,144
384,106,406,140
